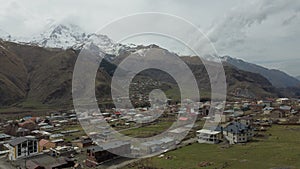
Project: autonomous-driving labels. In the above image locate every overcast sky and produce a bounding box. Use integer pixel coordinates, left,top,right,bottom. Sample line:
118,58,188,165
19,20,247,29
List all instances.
0,0,300,76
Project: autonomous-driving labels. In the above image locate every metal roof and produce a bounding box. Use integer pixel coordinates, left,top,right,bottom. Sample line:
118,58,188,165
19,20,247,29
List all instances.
88,141,130,152
197,129,221,135
8,137,36,146
0,133,11,139
223,122,249,134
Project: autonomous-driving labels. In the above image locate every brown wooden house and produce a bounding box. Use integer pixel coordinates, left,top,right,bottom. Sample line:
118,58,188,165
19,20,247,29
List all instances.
71,137,93,148
86,141,131,167
39,139,56,151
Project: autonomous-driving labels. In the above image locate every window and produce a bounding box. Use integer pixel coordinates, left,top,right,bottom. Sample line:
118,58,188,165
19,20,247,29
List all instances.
28,141,33,153
17,145,21,156
33,141,37,153
28,145,33,154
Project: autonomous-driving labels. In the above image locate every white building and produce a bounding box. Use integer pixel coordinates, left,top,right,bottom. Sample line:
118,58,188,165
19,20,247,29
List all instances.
222,122,253,144
197,129,222,144
4,136,39,160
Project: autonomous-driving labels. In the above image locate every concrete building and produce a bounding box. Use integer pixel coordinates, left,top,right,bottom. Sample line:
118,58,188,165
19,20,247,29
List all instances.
222,122,253,144
5,136,39,160
197,129,222,144
49,146,78,157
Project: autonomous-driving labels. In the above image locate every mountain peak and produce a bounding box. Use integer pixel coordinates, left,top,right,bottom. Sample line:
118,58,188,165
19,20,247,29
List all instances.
220,55,243,62
48,23,84,36
0,23,130,57
28,23,86,49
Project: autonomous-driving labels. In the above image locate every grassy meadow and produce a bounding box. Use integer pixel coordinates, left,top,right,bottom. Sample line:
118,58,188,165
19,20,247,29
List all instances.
124,125,300,169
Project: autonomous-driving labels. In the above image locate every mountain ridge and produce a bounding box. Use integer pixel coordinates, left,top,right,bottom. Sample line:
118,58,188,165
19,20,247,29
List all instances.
0,23,134,57
0,40,281,110
1,24,297,87
0,23,299,98
221,56,300,88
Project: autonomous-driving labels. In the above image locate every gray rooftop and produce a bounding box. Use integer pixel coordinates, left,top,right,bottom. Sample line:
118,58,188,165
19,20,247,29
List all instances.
8,137,36,146
223,122,250,134
88,141,130,152
0,133,11,139
26,154,72,168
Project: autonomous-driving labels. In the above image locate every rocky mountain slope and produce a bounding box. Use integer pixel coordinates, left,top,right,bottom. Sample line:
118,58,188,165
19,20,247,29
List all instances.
221,56,300,88
181,56,277,99
0,23,296,109
0,40,113,109
0,40,280,110
1,23,298,91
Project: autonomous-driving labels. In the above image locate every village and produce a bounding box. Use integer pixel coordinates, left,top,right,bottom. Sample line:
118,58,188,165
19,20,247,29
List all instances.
0,97,300,169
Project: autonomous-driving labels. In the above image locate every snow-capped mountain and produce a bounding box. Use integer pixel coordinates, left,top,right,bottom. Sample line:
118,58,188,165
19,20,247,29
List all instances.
73,33,124,56
28,23,124,55
0,23,128,56
1,24,299,89
30,24,86,49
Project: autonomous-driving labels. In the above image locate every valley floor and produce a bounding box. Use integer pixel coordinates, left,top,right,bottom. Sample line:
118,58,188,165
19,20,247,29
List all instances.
123,125,300,169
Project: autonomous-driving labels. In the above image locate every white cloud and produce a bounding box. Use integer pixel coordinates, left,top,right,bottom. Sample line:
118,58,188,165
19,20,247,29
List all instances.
204,0,300,76
206,0,300,52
